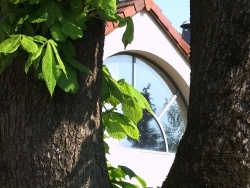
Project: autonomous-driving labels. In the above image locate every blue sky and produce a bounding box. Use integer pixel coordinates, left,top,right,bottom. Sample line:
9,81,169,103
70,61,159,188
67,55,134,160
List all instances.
153,0,190,33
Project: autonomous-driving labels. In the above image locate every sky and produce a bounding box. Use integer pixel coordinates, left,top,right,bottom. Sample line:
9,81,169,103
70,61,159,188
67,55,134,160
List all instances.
153,0,190,33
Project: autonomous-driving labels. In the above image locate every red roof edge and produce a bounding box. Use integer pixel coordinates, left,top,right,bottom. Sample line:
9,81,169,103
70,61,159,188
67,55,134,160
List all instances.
105,0,190,61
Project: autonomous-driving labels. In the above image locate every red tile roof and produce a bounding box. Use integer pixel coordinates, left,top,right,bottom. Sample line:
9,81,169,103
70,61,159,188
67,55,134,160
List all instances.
105,0,190,61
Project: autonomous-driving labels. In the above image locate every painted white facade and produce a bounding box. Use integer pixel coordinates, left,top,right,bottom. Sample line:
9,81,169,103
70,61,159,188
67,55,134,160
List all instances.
104,9,190,188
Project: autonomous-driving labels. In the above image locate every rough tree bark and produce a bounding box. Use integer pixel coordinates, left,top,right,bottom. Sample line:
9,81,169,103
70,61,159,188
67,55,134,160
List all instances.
0,19,111,188
162,0,250,187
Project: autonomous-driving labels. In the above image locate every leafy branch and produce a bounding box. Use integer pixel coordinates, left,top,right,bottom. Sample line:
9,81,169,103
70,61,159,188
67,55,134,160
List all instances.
0,0,134,95
102,65,151,188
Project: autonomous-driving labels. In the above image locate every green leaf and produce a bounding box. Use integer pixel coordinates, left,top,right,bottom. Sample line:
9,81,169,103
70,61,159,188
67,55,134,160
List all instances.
61,21,83,39
29,4,49,23
57,65,79,93
25,54,33,74
25,43,45,73
122,17,134,49
102,0,117,15
20,35,38,54
103,66,123,103
33,35,47,43
54,4,63,21
70,0,82,9
104,140,110,154
16,15,29,30
65,57,91,74
119,166,147,188
60,40,76,58
103,111,139,140
50,24,67,42
46,3,56,26
75,12,88,28
134,175,147,188
119,166,137,179
0,35,21,54
30,13,48,23
122,95,143,124
42,43,57,96
111,180,139,188
103,111,127,140
0,21,12,35
60,40,75,57
102,73,110,102
118,17,127,27
49,40,67,77
116,113,139,140
119,80,153,114
108,166,126,179
108,164,146,188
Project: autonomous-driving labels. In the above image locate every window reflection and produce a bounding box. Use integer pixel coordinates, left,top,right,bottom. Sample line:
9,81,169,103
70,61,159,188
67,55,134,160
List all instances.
121,110,166,151
135,58,176,115
104,55,133,84
160,99,186,153
104,54,187,153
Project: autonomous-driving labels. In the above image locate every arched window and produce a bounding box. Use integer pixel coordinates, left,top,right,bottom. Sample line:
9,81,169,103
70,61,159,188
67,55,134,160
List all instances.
104,54,187,153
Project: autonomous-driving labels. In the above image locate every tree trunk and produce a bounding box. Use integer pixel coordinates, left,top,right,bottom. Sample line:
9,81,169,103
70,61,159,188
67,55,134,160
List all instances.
0,19,111,188
162,0,250,187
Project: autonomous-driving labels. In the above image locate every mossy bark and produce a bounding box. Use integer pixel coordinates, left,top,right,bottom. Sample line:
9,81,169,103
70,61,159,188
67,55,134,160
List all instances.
162,0,250,187
0,19,111,188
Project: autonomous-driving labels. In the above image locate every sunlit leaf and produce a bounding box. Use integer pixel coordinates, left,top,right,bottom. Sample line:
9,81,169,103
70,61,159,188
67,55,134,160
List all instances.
122,95,143,124
33,35,47,43
103,111,139,140
102,0,117,15
119,79,153,114
61,21,83,39
103,66,123,103
0,35,21,53
25,44,45,73
49,40,67,76
103,111,127,140
42,43,57,96
20,35,38,54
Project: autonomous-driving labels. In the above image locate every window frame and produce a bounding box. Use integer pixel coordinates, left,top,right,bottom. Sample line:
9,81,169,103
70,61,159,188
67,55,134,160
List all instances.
104,52,188,153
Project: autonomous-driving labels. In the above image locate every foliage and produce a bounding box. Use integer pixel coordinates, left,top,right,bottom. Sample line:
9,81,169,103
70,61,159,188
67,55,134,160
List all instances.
108,164,146,188
102,66,153,140
127,84,165,151
102,66,153,187
0,0,134,95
